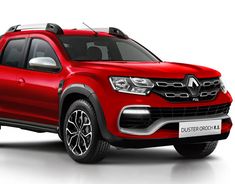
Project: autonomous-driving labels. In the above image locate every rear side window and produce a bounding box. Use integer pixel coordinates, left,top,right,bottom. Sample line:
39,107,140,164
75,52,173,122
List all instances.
27,38,59,64
1,39,27,67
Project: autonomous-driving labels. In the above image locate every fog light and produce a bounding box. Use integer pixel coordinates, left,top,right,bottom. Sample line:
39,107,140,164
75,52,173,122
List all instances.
123,109,150,115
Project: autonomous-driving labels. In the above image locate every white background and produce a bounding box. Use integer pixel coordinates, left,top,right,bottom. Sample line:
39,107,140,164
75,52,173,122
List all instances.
0,0,234,184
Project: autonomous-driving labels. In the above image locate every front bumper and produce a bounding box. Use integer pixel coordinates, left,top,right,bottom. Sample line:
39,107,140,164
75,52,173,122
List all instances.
115,104,232,142
101,89,232,139
110,133,230,148
119,113,230,136
104,106,232,148
110,106,233,148
118,102,231,134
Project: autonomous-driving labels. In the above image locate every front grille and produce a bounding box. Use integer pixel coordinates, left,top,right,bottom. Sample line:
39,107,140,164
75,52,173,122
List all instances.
152,77,221,102
149,103,230,120
119,103,230,129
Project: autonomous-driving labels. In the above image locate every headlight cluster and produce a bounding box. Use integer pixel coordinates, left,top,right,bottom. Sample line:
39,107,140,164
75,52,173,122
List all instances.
219,77,227,94
109,77,154,95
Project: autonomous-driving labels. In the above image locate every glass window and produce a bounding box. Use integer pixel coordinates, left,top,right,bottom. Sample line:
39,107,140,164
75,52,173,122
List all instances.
28,38,59,66
116,41,153,61
86,42,109,60
59,36,159,62
1,39,27,67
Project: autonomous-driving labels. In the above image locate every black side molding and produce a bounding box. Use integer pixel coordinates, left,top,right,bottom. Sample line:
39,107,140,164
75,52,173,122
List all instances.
0,118,58,133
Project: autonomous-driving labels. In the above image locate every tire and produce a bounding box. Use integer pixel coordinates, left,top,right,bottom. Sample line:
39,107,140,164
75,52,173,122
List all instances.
63,99,110,164
58,132,63,142
174,141,218,159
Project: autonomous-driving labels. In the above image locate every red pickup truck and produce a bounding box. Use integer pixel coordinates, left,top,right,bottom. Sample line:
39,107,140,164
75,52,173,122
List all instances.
0,23,232,163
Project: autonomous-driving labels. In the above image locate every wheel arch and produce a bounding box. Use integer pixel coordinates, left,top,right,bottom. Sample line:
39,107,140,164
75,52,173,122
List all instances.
59,84,115,141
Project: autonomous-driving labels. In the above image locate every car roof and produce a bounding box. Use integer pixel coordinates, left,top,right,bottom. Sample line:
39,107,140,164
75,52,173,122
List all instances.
2,29,113,38
62,29,112,37
3,24,128,38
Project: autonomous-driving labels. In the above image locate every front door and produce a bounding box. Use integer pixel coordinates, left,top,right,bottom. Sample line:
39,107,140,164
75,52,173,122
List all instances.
14,38,63,125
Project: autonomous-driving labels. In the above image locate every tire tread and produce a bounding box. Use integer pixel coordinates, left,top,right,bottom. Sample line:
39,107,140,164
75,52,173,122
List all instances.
174,141,218,159
63,99,110,164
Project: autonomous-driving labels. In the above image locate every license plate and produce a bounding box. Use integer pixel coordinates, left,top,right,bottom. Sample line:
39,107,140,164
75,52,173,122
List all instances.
179,120,222,138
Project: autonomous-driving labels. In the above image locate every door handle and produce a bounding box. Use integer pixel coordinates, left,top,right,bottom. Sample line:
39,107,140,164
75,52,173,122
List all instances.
17,78,25,86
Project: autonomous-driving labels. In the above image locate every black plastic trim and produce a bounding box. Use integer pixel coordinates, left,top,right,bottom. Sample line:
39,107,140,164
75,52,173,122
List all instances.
58,80,64,95
22,38,31,67
110,133,230,148
46,23,63,34
7,25,20,32
109,27,128,39
0,118,58,133
59,84,119,142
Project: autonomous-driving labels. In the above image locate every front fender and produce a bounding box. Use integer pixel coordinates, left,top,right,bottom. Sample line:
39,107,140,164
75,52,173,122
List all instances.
59,83,119,142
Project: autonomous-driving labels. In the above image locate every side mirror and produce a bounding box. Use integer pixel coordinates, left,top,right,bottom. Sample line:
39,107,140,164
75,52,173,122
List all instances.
28,57,60,72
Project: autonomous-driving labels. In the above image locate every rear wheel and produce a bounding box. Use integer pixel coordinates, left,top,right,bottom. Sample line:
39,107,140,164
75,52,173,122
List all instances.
63,99,110,163
174,141,218,159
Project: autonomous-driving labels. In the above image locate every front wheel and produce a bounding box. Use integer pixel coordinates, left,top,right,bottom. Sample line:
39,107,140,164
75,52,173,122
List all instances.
174,141,218,159
63,99,110,163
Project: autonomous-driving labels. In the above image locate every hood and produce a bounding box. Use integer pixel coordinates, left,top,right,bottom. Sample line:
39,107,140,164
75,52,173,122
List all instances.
70,61,221,79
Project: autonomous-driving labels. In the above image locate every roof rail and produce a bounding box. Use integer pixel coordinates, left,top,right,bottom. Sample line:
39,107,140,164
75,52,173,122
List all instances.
109,27,128,39
81,27,128,38
6,23,63,34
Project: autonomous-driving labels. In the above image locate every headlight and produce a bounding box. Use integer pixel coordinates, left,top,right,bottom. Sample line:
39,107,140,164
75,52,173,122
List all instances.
219,77,227,94
109,77,154,95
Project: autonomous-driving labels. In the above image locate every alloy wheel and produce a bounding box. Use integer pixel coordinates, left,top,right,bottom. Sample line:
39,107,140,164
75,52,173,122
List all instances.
65,110,92,156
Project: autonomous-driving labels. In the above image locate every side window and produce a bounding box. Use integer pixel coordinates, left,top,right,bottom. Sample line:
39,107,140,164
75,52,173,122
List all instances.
1,39,27,67
27,38,59,67
86,42,109,60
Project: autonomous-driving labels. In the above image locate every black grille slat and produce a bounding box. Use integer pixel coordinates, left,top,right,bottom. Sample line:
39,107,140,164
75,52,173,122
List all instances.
150,104,230,120
119,104,230,129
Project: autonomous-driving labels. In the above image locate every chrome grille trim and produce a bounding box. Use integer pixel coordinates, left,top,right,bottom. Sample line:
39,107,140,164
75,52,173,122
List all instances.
200,90,219,97
165,93,189,98
202,79,220,87
152,77,221,102
119,114,229,136
156,81,185,88
118,103,230,130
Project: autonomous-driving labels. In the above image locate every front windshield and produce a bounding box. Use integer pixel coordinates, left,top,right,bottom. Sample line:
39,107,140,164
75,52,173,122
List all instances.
59,36,160,62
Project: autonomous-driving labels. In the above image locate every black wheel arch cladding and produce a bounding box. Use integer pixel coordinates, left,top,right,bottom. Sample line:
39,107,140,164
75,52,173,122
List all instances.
59,84,119,142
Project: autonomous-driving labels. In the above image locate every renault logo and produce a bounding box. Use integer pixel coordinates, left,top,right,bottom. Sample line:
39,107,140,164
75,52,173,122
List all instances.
186,75,201,97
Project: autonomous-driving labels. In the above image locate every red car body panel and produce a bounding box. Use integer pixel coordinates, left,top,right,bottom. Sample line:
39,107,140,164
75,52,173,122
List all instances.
0,29,233,142
63,61,232,139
